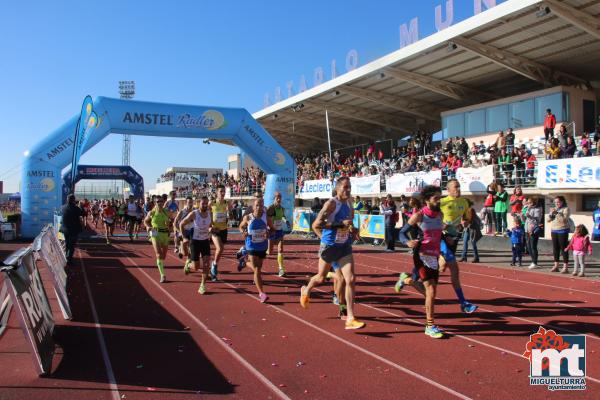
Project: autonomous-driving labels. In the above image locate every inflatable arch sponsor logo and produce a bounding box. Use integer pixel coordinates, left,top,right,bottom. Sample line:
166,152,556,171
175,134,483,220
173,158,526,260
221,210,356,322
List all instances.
27,178,55,193
122,110,227,130
46,138,74,160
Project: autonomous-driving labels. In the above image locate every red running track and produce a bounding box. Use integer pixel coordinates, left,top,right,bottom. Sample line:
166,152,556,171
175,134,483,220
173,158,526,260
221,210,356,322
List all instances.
0,230,598,400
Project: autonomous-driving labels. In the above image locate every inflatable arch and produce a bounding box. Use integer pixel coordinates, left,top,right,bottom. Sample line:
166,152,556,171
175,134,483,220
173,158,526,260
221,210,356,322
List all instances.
61,165,145,203
21,97,296,238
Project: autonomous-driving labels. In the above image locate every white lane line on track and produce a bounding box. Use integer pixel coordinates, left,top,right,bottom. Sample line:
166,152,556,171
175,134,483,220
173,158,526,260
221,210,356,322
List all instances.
277,257,600,385
78,252,121,400
343,255,600,341
357,251,600,296
158,252,472,399
116,250,292,400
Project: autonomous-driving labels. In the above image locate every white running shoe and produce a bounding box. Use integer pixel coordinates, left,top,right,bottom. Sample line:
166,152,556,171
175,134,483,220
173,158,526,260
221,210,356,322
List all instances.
528,263,538,269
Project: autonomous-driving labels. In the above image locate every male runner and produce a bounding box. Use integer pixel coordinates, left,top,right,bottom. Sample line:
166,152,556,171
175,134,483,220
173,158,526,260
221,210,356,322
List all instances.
125,195,138,241
209,185,230,281
179,196,213,294
439,179,478,314
174,196,195,273
266,191,288,277
239,197,275,303
91,200,100,228
394,185,445,338
165,191,180,252
300,177,365,330
101,201,116,244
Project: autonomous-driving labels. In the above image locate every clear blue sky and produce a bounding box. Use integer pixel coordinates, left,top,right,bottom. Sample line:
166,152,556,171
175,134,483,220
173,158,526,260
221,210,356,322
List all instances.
0,0,505,193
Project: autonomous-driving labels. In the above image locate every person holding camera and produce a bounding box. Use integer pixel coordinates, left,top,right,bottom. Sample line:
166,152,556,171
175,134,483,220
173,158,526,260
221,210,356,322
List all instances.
548,196,571,273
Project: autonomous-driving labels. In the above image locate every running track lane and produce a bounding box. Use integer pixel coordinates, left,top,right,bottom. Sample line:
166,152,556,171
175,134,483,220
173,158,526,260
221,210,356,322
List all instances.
116,234,597,399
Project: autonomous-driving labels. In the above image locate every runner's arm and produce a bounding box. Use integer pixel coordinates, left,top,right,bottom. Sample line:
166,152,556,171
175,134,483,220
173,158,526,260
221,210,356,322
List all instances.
144,212,153,231
399,212,421,248
179,212,194,233
311,199,337,236
239,215,249,237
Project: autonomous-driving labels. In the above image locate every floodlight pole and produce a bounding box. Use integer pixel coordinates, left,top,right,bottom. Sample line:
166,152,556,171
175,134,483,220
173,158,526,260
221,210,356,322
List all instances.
325,109,334,182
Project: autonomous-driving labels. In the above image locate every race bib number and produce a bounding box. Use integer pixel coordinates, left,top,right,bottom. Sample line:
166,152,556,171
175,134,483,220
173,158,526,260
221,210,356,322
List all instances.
150,229,158,238
420,255,439,270
251,229,267,243
193,228,209,241
335,228,349,244
274,220,284,230
215,212,227,223
104,218,113,224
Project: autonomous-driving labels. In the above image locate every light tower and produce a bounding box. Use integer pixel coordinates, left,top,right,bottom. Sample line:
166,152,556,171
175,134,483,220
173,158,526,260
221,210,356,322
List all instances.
119,81,135,195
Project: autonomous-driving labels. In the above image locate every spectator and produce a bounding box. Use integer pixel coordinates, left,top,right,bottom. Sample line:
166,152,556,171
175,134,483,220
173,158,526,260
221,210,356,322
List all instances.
545,138,561,159
498,148,512,185
548,195,570,273
556,124,568,148
578,145,593,158
60,194,85,265
524,197,543,269
460,199,481,263
311,197,321,214
495,131,506,151
494,182,509,235
482,183,496,234
510,186,525,219
592,200,600,242
506,217,525,267
353,195,365,214
525,151,537,182
594,126,600,155
544,108,556,142
560,135,576,159
505,128,515,153
380,194,397,252
565,224,592,277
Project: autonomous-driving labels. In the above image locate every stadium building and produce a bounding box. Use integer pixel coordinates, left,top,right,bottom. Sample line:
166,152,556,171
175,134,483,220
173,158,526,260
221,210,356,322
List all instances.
252,0,600,238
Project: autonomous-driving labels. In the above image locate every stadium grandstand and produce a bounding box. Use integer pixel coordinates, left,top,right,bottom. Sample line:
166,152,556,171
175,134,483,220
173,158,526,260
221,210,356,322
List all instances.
232,0,600,239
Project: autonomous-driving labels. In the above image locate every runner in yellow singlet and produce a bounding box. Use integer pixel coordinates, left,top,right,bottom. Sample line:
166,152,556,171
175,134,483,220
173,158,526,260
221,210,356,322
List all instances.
144,197,170,283
439,179,478,314
266,192,288,277
209,185,230,281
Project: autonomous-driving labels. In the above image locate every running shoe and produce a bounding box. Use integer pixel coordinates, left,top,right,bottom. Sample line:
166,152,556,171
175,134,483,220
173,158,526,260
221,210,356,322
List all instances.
394,272,409,293
325,271,335,281
300,286,310,309
528,263,538,269
183,260,191,275
424,325,444,339
210,262,218,281
237,259,246,272
259,293,269,303
332,293,340,305
174,248,179,254
344,318,365,330
278,267,286,277
198,283,206,295
338,304,347,320
460,302,478,314
134,234,138,239
106,239,111,245
160,275,167,284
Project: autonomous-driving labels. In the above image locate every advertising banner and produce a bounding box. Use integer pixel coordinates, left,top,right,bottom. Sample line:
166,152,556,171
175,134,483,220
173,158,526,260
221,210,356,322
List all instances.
350,174,380,195
293,208,313,232
33,226,72,320
537,157,600,189
70,96,98,191
298,179,333,200
1,247,55,375
0,283,13,338
385,170,441,195
456,165,495,193
358,214,385,239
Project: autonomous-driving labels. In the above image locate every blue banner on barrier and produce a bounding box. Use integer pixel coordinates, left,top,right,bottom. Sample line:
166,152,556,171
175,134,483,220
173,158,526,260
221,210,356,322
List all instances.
293,208,313,232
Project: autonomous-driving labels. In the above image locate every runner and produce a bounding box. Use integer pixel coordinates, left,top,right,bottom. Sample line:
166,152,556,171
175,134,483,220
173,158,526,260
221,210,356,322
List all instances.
439,179,478,314
174,196,195,273
266,191,288,277
209,185,230,281
179,196,213,294
125,195,138,241
165,191,180,253
144,196,170,283
117,200,127,229
300,177,365,330
101,201,116,244
394,185,445,339
239,197,275,303
91,200,100,228
134,198,144,239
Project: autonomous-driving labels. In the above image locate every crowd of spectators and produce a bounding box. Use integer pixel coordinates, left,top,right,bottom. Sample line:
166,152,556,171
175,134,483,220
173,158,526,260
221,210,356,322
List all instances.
173,166,266,198
0,200,20,214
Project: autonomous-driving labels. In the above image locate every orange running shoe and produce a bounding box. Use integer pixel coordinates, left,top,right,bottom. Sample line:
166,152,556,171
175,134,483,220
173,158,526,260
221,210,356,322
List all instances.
345,318,365,330
300,286,310,309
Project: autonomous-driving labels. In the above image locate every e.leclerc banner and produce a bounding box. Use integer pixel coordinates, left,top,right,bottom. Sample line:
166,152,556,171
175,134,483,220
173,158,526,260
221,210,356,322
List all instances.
299,179,333,200
1,247,55,375
385,170,441,195
33,225,72,320
350,174,380,195
537,157,600,189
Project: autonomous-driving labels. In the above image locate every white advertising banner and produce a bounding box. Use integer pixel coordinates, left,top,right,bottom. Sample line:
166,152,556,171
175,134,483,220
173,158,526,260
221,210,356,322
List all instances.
456,165,495,193
385,170,441,195
298,178,334,200
350,174,381,195
537,157,600,189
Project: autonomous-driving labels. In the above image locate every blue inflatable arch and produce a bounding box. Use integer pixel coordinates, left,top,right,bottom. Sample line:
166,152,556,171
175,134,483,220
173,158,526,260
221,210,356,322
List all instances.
22,97,296,238
61,165,145,203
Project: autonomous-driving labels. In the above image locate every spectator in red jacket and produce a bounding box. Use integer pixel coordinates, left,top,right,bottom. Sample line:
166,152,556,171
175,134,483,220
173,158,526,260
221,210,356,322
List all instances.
544,108,556,142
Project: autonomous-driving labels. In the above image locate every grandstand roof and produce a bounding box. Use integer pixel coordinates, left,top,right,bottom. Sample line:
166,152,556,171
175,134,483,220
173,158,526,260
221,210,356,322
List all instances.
252,0,600,153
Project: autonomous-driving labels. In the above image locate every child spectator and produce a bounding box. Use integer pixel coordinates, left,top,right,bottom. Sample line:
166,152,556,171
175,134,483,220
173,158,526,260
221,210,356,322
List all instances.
565,225,592,277
506,217,525,267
